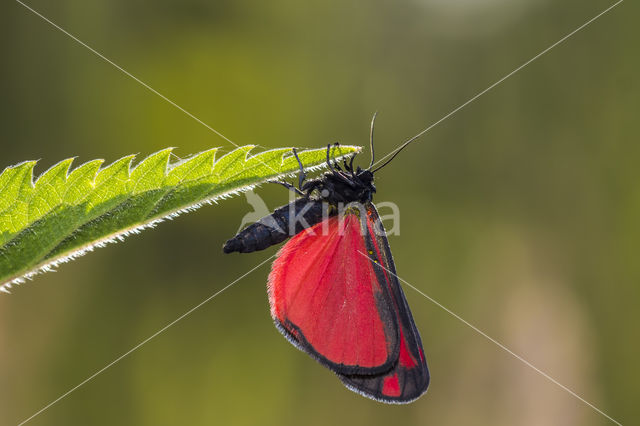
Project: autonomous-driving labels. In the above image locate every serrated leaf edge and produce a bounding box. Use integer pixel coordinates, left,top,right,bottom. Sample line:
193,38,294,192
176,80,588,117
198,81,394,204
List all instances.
0,145,361,293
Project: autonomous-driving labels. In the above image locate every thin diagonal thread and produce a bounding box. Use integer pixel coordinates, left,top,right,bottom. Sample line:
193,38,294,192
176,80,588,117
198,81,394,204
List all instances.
14,0,237,146
372,0,624,170
357,251,622,425
17,255,275,426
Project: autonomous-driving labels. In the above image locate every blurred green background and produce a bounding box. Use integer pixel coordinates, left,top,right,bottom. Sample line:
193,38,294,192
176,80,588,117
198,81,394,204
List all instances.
1,0,637,425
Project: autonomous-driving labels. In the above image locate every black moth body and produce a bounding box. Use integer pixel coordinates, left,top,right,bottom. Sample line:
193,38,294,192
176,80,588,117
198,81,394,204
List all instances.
223,146,375,254
222,198,325,253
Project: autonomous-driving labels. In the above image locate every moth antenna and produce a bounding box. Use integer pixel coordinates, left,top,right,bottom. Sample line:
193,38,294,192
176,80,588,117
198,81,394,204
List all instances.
372,131,421,173
367,111,378,170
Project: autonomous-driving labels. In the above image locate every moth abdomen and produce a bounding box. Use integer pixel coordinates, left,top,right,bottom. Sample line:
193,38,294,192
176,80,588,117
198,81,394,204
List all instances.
223,198,327,254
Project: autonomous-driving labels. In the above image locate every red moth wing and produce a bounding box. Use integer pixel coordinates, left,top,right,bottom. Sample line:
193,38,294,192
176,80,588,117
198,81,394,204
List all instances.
338,204,429,403
268,212,400,375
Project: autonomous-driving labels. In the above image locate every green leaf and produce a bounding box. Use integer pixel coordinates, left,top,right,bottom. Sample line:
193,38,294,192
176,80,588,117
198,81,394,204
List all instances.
0,145,360,292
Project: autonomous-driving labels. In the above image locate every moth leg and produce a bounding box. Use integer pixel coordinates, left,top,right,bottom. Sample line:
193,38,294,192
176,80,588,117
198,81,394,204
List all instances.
301,180,323,198
332,142,343,171
327,142,345,173
269,180,305,196
292,148,307,190
326,143,356,187
326,144,337,173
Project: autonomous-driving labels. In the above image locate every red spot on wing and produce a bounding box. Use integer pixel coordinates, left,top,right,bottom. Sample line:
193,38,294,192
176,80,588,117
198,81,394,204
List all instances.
268,214,397,372
382,373,401,397
398,329,418,368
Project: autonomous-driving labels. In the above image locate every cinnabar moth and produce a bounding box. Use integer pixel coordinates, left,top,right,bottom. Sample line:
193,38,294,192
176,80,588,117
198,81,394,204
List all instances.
224,115,429,403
